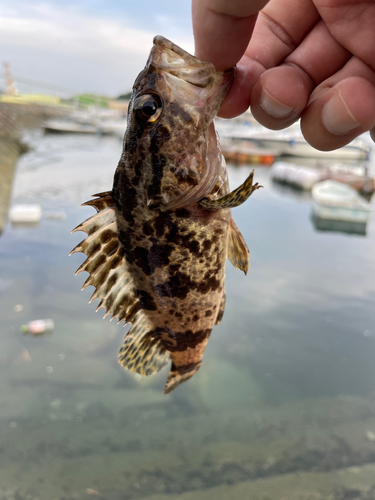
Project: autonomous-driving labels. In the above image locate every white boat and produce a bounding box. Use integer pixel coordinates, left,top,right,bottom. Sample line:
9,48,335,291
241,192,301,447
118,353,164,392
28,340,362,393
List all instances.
216,122,370,160
270,162,324,190
312,180,371,223
44,119,98,134
270,161,375,194
44,107,127,136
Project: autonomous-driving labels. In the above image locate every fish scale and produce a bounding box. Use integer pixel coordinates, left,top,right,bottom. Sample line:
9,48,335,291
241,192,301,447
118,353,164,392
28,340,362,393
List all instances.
71,36,261,394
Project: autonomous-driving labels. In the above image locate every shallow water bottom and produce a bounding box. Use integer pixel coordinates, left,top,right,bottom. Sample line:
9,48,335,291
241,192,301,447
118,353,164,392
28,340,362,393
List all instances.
1,392,375,499
1,387,375,499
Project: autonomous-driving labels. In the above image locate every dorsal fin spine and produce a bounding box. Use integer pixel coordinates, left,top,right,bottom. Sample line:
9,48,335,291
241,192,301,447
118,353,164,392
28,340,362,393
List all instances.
71,191,140,326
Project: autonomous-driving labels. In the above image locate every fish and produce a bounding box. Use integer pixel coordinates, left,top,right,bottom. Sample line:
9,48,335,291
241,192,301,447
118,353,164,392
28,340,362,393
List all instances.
70,36,261,394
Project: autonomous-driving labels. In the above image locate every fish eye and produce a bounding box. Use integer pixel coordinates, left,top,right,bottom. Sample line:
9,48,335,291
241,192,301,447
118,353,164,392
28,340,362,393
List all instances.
134,94,162,124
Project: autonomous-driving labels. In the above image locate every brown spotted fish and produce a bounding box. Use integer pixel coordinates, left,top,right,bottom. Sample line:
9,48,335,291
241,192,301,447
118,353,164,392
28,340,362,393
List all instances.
71,36,261,394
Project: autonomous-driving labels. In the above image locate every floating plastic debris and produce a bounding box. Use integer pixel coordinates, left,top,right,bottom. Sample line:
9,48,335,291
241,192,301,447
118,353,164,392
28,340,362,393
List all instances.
21,318,55,335
9,204,42,223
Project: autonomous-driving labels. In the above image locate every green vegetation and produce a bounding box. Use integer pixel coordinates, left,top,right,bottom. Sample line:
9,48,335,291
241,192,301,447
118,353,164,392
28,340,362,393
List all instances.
70,93,110,107
65,92,132,107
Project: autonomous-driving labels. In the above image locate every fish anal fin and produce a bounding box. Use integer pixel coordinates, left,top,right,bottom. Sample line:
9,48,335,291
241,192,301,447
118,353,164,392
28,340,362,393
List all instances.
163,361,201,394
70,192,138,325
199,169,262,211
227,217,250,275
118,314,170,376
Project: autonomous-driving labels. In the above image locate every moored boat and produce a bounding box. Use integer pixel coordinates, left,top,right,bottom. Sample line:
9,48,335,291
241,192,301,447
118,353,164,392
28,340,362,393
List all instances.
312,180,371,223
217,122,371,160
43,119,98,134
270,162,324,190
271,161,375,195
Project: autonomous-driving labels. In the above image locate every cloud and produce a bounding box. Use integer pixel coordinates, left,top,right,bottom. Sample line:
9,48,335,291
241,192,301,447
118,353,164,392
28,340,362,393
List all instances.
0,3,194,95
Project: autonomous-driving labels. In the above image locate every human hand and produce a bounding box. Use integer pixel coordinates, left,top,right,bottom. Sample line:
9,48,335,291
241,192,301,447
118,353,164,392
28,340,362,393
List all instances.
192,0,375,151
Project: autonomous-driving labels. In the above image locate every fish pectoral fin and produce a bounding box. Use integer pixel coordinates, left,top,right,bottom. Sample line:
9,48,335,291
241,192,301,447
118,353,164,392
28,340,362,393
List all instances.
118,313,170,376
227,216,250,275
70,192,139,325
199,169,262,210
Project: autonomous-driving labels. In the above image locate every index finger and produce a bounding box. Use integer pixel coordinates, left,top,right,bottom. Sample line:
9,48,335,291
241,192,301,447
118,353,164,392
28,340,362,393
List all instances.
192,0,269,71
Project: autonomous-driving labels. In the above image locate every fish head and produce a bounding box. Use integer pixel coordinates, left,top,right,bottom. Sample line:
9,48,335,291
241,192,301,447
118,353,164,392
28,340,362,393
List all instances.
124,36,234,210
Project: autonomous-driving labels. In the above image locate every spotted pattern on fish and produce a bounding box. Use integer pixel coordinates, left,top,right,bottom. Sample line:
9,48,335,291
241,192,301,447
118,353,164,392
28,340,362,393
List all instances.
71,36,261,393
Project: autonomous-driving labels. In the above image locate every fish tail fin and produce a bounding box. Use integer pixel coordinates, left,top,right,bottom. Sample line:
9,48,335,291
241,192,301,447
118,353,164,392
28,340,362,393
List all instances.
118,312,170,376
163,360,201,394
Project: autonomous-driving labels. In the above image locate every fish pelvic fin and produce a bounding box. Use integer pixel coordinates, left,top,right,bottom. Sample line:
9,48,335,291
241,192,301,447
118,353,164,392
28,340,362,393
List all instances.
118,312,170,376
199,169,262,211
163,361,201,395
70,192,139,325
227,217,250,275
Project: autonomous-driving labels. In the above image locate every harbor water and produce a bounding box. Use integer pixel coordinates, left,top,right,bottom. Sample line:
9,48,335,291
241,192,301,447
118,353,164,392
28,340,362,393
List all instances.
1,130,375,499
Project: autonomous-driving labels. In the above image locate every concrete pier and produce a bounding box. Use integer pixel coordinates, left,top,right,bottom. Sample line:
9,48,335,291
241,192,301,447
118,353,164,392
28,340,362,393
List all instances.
0,136,23,235
0,105,24,235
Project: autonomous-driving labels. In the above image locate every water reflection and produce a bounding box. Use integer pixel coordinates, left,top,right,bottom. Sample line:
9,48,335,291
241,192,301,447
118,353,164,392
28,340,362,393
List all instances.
312,215,368,236
270,179,313,202
0,133,375,499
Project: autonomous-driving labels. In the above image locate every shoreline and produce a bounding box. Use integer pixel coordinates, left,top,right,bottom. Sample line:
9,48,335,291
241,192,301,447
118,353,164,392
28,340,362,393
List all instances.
0,102,68,234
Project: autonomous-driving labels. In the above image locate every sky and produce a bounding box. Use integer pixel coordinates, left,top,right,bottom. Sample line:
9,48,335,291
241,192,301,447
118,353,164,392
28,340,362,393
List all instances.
0,0,194,97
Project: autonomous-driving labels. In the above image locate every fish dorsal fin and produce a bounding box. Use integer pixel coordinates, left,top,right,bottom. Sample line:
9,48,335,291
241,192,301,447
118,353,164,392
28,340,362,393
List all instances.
70,192,139,324
118,312,170,376
199,169,262,210
227,216,250,275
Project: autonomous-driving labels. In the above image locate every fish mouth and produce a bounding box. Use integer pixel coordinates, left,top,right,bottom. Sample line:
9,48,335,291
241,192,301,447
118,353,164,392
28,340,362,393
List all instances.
151,35,233,91
153,36,202,70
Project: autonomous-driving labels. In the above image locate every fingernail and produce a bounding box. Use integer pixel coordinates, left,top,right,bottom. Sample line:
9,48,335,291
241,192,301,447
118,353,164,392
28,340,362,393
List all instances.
260,88,294,118
322,90,359,135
